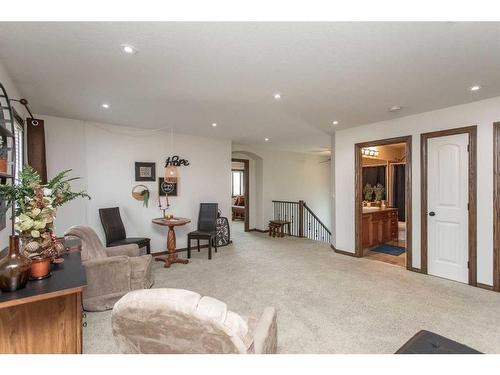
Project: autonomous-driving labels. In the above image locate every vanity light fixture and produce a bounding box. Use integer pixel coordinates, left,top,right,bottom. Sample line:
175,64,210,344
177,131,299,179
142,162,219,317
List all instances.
362,148,379,157
273,93,281,100
470,85,481,92
264,138,270,142
212,122,217,127
388,105,402,112
101,103,110,109
332,120,339,125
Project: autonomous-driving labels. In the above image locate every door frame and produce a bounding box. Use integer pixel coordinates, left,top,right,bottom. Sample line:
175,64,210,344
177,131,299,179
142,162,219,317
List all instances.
354,135,413,270
493,122,500,292
231,158,250,232
420,126,477,286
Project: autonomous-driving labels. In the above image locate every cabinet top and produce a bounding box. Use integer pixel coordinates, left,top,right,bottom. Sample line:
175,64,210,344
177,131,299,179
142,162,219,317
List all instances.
0,251,87,308
362,206,398,214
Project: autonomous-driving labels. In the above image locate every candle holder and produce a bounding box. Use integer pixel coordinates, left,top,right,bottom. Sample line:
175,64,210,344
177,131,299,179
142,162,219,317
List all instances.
158,194,170,218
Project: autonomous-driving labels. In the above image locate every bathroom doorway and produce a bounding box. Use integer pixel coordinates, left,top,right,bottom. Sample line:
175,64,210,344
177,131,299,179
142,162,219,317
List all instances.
354,136,412,269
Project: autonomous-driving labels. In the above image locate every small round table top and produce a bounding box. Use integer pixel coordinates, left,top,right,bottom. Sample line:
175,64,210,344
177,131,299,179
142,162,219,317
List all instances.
152,217,191,227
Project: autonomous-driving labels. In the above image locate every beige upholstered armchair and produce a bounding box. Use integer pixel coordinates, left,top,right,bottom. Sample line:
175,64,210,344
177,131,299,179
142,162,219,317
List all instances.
111,288,278,354
64,225,154,312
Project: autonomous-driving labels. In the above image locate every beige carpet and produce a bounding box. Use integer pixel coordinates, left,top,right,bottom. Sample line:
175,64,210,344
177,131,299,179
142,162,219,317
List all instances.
83,222,500,353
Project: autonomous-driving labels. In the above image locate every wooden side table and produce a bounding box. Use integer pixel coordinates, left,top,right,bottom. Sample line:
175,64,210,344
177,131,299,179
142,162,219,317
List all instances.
268,220,291,238
152,217,191,268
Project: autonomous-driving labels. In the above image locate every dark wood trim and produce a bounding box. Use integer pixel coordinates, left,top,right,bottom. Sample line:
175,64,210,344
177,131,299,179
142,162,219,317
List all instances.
152,241,233,256
354,136,413,270
409,267,423,274
420,126,477,286
249,228,269,233
232,158,250,232
331,244,360,257
477,283,494,291
494,122,500,292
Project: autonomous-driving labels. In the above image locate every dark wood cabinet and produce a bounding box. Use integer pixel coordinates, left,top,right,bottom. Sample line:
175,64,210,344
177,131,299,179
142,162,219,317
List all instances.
362,208,398,250
0,251,86,353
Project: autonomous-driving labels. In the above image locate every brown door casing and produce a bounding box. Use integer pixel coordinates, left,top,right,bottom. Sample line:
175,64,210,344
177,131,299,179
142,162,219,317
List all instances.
354,136,413,270
232,158,250,232
493,122,500,292
420,126,477,286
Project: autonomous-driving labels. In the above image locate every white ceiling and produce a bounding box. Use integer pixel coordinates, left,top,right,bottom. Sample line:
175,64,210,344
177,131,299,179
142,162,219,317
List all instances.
0,22,500,153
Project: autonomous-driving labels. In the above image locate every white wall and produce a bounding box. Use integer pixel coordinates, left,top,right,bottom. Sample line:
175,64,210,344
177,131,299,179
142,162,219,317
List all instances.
334,96,500,286
0,60,29,251
232,144,331,231
41,115,231,253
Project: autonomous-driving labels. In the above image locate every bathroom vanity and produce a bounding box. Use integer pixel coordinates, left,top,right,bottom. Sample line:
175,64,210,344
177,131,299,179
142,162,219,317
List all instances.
361,207,399,250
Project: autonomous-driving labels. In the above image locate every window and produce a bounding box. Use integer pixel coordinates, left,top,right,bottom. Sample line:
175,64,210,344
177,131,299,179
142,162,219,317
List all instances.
13,114,24,182
232,170,244,196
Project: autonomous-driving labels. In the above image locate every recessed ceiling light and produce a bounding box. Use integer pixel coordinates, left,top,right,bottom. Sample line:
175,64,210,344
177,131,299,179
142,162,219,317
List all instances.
470,85,481,92
101,103,110,109
212,122,217,127
264,138,270,142
121,44,137,55
332,120,339,125
273,93,281,100
389,105,402,112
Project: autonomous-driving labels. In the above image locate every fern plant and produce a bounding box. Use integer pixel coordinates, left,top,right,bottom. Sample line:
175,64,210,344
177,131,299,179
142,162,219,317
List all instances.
0,165,90,219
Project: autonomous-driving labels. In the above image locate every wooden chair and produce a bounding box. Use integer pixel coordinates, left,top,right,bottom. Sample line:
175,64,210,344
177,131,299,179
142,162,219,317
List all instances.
99,207,151,254
187,203,218,260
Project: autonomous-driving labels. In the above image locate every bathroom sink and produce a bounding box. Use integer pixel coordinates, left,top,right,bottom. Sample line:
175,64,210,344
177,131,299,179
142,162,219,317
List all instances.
362,207,382,213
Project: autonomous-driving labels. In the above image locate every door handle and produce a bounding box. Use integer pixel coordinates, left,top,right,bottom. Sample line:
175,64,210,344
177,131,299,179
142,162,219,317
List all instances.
428,211,436,217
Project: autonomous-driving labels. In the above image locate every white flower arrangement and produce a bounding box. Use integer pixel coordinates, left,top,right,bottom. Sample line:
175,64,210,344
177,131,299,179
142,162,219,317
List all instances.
0,166,90,259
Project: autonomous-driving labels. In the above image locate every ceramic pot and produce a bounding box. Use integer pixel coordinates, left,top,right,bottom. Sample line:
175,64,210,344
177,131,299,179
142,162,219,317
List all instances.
0,159,7,173
0,235,32,292
30,257,51,279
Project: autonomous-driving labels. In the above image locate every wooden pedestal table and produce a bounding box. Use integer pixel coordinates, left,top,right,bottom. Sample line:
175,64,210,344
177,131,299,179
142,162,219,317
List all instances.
152,217,191,268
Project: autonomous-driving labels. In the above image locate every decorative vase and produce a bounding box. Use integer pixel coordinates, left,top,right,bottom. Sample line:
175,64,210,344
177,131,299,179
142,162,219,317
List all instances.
30,257,51,280
0,235,32,292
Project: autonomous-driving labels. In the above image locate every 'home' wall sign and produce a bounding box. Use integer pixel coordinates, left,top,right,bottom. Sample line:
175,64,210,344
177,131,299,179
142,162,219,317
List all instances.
165,155,190,167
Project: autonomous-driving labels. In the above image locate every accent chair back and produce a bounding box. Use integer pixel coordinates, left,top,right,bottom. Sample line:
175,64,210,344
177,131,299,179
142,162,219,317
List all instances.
197,203,218,232
99,207,127,245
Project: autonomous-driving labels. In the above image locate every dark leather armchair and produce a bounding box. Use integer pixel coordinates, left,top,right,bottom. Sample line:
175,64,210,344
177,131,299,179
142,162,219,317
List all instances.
187,203,218,260
99,207,151,254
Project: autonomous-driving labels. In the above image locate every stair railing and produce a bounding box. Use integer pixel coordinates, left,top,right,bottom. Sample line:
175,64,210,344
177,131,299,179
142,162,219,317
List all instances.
271,200,331,243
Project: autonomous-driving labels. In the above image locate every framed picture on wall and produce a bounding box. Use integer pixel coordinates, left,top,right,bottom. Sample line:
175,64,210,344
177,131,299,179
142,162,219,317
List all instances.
135,162,156,181
158,177,178,196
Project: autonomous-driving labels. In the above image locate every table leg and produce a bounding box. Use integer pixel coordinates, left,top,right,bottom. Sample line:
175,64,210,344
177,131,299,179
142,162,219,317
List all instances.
155,225,189,268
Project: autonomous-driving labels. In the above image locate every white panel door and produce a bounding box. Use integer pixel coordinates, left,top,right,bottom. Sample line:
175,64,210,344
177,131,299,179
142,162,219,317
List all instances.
427,133,469,283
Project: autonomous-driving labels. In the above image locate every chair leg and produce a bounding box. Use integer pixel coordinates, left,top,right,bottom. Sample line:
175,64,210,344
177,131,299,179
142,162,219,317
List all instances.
197,239,200,252
214,236,217,253
146,243,151,254
208,240,212,260
187,237,191,259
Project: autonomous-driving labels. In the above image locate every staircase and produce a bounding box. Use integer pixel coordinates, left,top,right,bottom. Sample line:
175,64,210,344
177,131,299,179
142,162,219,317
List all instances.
272,200,331,243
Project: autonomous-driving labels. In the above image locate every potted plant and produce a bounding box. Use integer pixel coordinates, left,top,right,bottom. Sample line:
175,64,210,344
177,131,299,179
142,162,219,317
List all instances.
0,166,90,279
373,183,385,202
363,184,374,202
